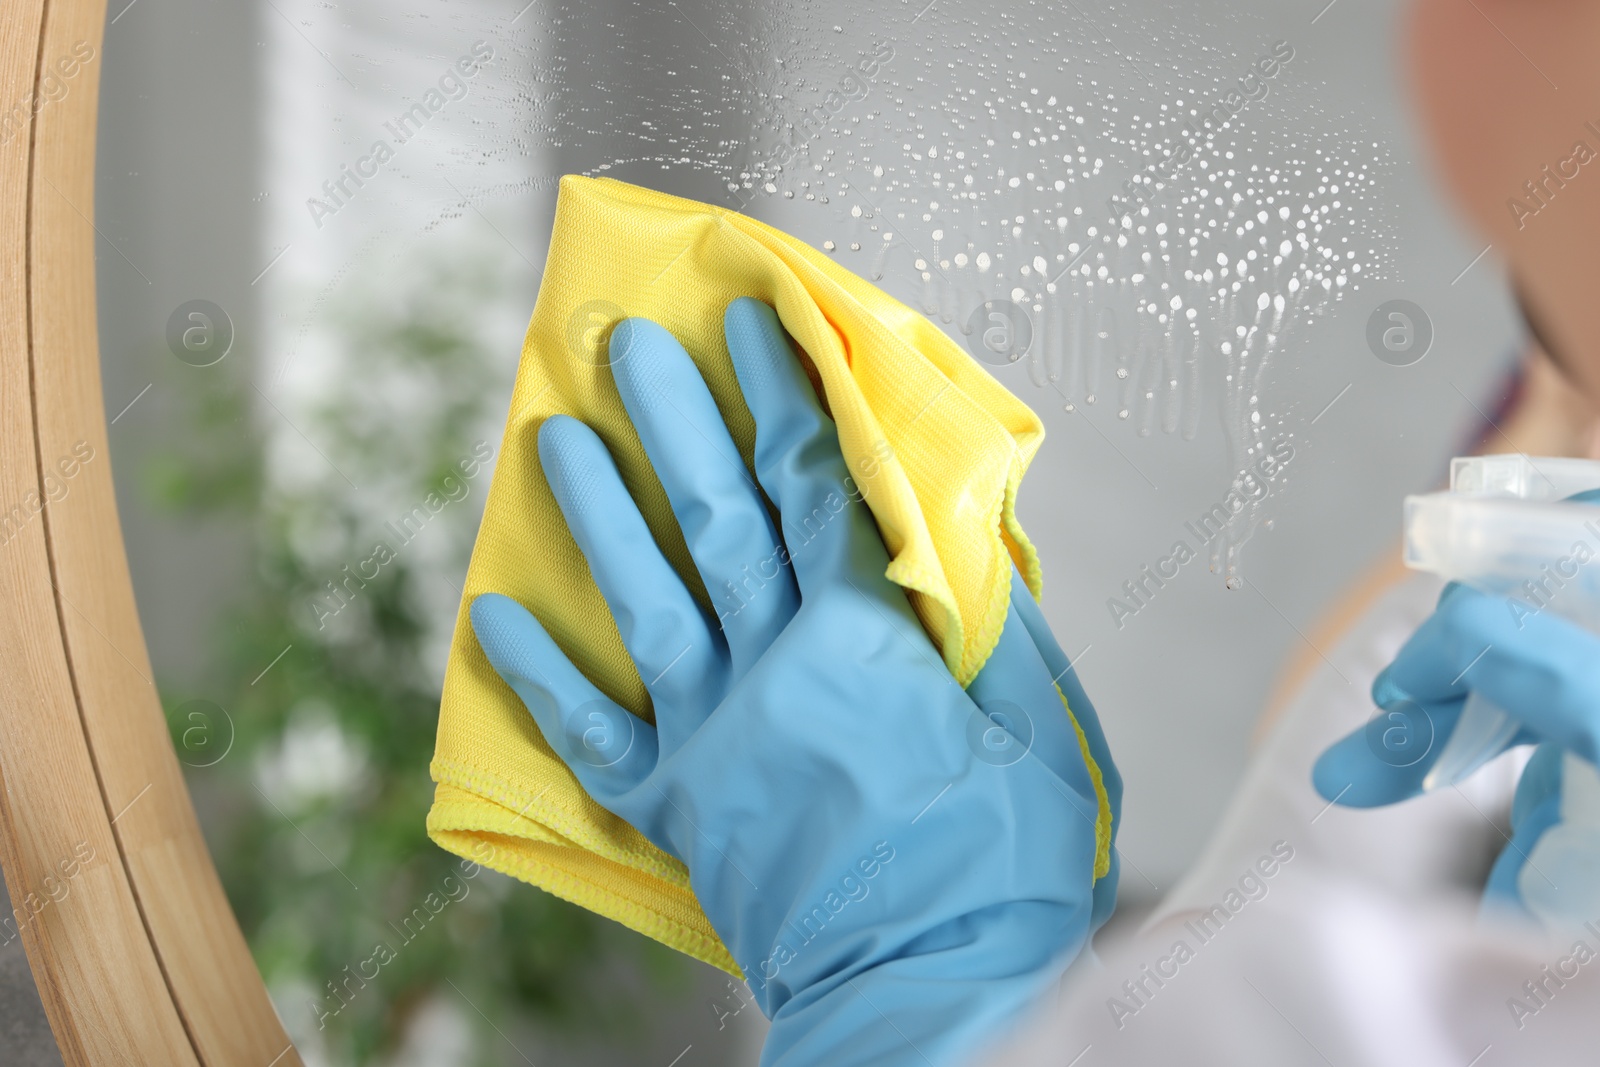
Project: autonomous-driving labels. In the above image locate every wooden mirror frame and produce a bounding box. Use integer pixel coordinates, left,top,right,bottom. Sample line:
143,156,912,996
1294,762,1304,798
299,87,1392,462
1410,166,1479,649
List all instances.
1,1,300,1062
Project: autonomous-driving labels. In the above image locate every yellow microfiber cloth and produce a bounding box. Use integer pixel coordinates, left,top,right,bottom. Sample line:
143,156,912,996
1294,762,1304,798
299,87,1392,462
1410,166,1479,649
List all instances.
428,175,1111,975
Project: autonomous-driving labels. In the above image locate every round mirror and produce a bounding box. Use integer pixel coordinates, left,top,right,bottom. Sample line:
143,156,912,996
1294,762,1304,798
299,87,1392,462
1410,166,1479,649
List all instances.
0,0,1531,1063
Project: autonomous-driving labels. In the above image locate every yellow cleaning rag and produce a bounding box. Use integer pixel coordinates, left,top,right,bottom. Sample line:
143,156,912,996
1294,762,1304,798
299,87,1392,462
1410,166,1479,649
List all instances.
428,175,1110,976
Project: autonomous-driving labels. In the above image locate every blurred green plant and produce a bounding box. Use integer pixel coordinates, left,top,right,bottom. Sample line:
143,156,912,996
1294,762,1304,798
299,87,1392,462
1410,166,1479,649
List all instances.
144,245,683,1065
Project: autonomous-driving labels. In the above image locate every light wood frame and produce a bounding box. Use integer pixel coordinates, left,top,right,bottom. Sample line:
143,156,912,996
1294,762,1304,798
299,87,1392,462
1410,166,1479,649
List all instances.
1,1,301,1062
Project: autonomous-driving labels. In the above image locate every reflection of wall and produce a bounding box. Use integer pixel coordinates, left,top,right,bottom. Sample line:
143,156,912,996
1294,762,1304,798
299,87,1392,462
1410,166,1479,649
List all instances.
535,0,767,207
95,0,264,695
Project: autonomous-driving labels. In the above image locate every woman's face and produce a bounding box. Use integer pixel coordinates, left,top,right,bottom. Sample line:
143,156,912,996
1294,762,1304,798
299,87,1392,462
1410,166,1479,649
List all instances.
1407,0,1600,402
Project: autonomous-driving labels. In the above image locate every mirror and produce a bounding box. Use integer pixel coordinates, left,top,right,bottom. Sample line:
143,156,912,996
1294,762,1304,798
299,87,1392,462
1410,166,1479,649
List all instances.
2,0,1529,1063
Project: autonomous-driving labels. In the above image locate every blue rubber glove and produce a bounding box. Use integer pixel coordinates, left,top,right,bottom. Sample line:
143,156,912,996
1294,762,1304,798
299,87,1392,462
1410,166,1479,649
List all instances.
471,298,1117,1067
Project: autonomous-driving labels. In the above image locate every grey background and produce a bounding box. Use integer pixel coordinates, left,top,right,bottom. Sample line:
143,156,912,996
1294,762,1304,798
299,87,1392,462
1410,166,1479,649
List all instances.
0,0,1514,1062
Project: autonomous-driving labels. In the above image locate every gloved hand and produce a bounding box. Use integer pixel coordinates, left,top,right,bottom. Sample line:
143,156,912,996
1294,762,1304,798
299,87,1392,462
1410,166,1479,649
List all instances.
470,297,1118,1067
1313,564,1600,928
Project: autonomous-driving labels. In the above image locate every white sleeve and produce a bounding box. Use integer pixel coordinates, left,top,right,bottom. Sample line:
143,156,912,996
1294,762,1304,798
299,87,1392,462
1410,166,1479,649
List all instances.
975,879,1600,1067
